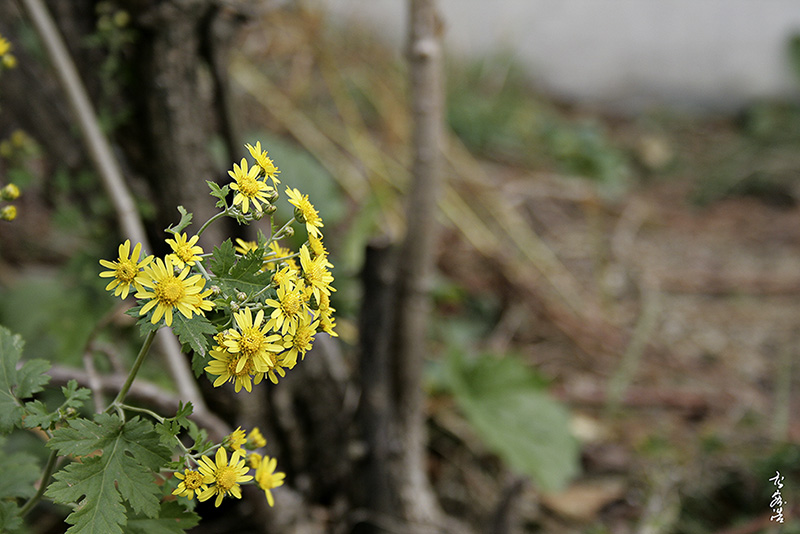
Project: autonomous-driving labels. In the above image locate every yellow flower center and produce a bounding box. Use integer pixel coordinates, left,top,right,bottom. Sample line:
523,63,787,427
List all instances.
115,261,138,283
176,244,194,262
216,466,239,492
238,176,261,197
293,326,313,351
183,471,204,490
280,292,301,317
239,329,265,357
155,277,185,305
304,263,325,286
227,355,254,376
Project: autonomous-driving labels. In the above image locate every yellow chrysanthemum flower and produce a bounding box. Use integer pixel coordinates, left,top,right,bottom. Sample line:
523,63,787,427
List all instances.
227,426,247,454
229,158,272,214
248,452,262,469
172,469,208,500
223,307,283,372
272,265,299,289
99,240,154,299
2,54,16,69
281,313,319,368
205,343,263,393
245,141,281,187
255,455,286,507
285,187,323,237
247,427,267,449
264,278,308,335
166,232,203,268
299,245,335,303
197,447,253,507
135,257,213,326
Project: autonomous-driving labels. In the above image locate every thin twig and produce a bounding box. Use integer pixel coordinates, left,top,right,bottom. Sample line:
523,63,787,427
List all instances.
47,365,230,441
18,0,210,414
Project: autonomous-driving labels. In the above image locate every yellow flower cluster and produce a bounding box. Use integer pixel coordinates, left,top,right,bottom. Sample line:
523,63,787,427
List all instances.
172,426,285,507
204,144,337,391
99,237,214,326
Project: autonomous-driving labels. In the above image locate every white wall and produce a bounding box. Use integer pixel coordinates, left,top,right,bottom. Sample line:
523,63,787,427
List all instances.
319,0,800,111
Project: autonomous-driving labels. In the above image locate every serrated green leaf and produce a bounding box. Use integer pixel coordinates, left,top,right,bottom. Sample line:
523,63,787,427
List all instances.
447,352,579,491
0,501,23,532
0,327,50,433
155,402,194,445
165,206,193,235
123,501,200,534
23,399,60,430
63,380,92,410
171,313,216,357
46,414,172,534
0,436,39,500
209,239,236,277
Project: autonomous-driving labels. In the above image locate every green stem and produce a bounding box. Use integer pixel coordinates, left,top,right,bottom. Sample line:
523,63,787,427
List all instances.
120,403,165,423
108,329,157,410
19,449,59,518
196,210,228,238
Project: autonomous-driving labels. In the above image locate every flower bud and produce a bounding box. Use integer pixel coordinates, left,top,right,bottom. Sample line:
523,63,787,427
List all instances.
1,183,19,200
236,291,247,302
211,285,222,297
283,226,294,237
0,205,17,221
267,190,279,202
230,302,240,312
293,207,305,223
265,204,277,215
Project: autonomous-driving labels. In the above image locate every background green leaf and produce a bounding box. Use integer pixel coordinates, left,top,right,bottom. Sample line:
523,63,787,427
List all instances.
447,351,580,491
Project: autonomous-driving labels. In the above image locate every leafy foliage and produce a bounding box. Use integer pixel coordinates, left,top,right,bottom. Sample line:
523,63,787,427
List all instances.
0,326,51,433
23,380,91,431
208,238,273,297
446,350,580,491
46,414,172,534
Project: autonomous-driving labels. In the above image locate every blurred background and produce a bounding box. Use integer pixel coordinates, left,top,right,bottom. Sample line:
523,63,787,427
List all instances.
1,0,800,532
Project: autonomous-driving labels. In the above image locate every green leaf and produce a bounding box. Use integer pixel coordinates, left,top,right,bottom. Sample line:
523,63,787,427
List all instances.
0,501,23,532
208,239,236,277
208,238,273,296
22,399,60,430
62,379,92,410
447,351,579,491
165,206,193,235
171,313,216,358
207,181,230,209
0,326,50,433
123,501,200,534
46,414,172,534
0,436,39,499
155,402,194,445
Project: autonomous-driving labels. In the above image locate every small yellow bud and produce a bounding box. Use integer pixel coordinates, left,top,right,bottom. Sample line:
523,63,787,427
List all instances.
1,183,20,201
2,54,16,69
1,205,17,221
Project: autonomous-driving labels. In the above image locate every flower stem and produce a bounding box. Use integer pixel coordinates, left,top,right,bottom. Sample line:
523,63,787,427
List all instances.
108,329,157,410
196,210,228,238
19,449,59,518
